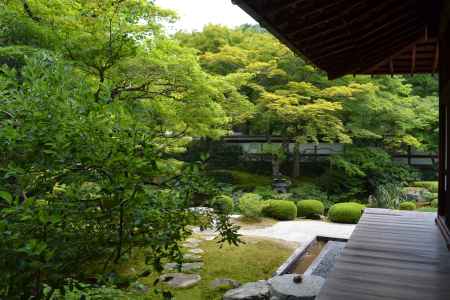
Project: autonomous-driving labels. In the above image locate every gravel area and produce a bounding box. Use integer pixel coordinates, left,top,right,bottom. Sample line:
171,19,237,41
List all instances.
239,220,355,245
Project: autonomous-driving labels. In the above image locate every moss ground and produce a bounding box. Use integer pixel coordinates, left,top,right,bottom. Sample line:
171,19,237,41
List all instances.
121,236,293,300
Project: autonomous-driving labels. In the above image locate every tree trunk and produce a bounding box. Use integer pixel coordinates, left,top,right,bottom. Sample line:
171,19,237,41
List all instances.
293,142,300,178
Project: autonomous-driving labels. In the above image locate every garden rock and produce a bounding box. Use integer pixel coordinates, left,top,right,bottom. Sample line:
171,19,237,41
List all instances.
402,187,429,202
164,262,203,272
189,248,204,254
160,273,201,289
268,274,325,300
210,278,241,290
183,253,203,262
183,241,200,249
223,280,270,300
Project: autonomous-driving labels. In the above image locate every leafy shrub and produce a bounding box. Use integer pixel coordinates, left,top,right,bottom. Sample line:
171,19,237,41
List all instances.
254,186,275,199
321,146,418,200
297,200,325,219
431,198,438,208
372,183,407,209
212,195,234,213
399,201,416,210
290,183,327,200
238,193,262,219
412,181,438,193
262,200,297,220
328,202,365,224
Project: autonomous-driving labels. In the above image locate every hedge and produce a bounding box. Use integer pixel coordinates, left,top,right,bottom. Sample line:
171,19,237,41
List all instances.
328,202,365,224
212,195,234,214
412,181,438,193
297,200,324,219
262,200,297,221
238,193,262,219
431,198,438,208
399,201,416,211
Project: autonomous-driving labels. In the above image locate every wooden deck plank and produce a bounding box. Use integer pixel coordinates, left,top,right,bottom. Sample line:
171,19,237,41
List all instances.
316,208,450,300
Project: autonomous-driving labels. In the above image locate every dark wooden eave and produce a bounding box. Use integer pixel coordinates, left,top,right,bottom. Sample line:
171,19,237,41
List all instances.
232,0,440,79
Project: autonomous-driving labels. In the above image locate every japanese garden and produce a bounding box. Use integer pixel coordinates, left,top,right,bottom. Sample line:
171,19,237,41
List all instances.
0,1,444,299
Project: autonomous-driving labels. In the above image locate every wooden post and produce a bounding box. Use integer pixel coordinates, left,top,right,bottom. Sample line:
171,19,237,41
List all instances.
437,1,450,248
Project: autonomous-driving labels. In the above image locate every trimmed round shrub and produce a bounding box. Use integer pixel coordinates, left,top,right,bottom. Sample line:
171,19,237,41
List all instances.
238,193,262,219
431,198,438,208
211,195,234,214
262,200,297,221
399,201,416,210
328,202,365,224
297,200,325,219
412,181,438,193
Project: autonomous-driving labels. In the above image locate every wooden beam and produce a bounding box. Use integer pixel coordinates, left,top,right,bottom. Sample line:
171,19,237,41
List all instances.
433,42,440,74
283,0,368,37
266,0,307,19
389,58,394,76
270,0,350,25
411,45,416,75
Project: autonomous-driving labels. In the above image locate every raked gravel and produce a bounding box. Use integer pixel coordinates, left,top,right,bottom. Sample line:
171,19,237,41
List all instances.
238,219,355,245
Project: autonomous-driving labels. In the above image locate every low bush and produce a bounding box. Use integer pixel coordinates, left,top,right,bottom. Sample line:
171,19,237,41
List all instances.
328,202,365,224
297,200,325,219
431,198,438,208
412,181,438,193
253,186,275,200
399,201,416,210
262,200,297,221
211,195,234,214
238,193,262,219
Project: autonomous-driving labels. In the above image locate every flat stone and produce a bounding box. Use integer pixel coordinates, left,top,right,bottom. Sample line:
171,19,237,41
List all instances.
183,242,200,248
189,248,204,254
164,262,203,272
160,273,201,289
269,274,325,300
183,253,203,262
210,278,241,290
186,238,202,244
308,241,346,279
223,280,270,300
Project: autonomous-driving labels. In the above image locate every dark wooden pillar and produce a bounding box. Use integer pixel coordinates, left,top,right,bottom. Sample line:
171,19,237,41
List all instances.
437,0,450,249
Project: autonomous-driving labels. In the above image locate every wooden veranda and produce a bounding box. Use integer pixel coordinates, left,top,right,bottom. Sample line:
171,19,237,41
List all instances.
232,0,450,299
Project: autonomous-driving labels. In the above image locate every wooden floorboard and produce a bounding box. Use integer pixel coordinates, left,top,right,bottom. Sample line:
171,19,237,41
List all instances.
316,208,450,300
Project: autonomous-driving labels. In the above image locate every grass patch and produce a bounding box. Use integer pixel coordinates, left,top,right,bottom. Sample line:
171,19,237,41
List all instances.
121,237,293,300
416,207,437,212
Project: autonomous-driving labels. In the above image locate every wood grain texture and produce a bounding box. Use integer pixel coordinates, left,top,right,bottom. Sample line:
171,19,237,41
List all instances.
316,208,450,300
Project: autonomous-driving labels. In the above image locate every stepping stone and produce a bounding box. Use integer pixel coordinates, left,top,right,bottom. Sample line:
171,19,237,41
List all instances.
186,238,202,244
210,278,241,291
223,280,270,300
183,253,203,262
189,248,204,255
160,273,201,289
164,262,204,272
183,242,200,249
268,274,325,300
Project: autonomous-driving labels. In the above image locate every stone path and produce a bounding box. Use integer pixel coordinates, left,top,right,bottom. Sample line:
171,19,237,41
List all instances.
239,220,355,244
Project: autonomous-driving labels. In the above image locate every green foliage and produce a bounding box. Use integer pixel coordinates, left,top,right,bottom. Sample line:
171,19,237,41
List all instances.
431,198,438,208
372,184,407,209
399,201,417,211
297,200,325,219
238,193,262,219
212,195,234,214
412,181,438,193
328,202,365,224
290,183,327,200
262,200,297,220
322,146,418,200
254,186,275,199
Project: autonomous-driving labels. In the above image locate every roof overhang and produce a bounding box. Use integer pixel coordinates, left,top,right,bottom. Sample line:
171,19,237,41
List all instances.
232,0,440,79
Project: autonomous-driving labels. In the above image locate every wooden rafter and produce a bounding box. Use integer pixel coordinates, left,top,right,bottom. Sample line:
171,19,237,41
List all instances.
411,45,416,75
